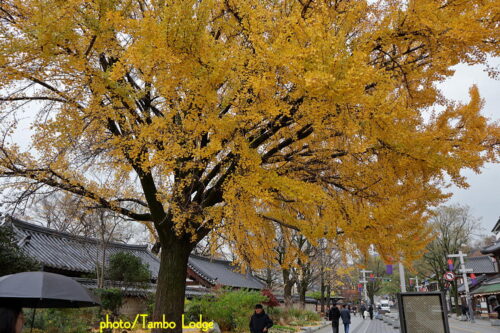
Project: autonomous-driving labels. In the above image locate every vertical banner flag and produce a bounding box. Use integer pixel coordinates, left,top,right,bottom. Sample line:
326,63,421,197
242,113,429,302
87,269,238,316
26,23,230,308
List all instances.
358,283,363,292
447,259,454,270
409,279,414,286
370,273,375,281
470,273,477,285
386,264,393,275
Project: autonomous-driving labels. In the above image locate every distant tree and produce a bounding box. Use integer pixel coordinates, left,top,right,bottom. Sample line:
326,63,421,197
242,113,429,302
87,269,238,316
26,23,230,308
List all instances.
422,204,477,315
107,251,151,285
365,256,385,304
0,224,39,275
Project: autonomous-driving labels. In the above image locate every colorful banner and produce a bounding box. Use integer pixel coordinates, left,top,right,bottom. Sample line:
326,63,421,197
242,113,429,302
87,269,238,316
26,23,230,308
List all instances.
447,259,454,271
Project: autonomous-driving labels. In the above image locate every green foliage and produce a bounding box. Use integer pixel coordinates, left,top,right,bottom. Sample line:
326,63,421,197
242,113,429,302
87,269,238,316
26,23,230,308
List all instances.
269,325,296,333
0,225,40,276
305,291,322,300
106,251,151,284
95,288,123,316
23,307,99,333
267,307,320,327
185,289,266,332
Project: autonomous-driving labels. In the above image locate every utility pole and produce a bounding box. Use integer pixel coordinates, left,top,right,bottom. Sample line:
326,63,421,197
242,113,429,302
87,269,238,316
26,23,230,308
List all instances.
360,269,372,303
448,251,474,323
409,276,420,291
399,262,407,292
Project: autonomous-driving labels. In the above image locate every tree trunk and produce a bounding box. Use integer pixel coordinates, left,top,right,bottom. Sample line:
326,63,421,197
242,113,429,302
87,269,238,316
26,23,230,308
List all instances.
326,284,331,309
152,236,192,333
283,269,294,308
320,272,325,314
298,280,307,309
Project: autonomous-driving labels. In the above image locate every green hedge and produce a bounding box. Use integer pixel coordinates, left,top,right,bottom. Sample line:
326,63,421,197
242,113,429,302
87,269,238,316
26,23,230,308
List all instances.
185,289,267,332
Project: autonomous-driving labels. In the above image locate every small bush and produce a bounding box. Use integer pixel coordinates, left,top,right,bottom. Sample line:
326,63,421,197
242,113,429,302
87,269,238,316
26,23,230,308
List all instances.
267,307,320,327
185,289,267,332
95,288,123,316
23,307,99,333
262,289,280,307
107,251,151,284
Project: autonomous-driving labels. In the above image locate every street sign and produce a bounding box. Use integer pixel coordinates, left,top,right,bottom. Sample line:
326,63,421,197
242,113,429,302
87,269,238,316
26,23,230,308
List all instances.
443,272,455,281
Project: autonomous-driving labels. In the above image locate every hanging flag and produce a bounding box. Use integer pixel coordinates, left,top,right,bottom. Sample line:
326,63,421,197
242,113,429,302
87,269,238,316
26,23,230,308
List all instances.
370,273,375,281
386,264,393,275
409,279,414,286
447,259,454,270
470,273,477,285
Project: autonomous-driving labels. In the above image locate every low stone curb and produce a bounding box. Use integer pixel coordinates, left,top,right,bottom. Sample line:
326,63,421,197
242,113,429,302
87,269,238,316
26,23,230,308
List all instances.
298,321,330,333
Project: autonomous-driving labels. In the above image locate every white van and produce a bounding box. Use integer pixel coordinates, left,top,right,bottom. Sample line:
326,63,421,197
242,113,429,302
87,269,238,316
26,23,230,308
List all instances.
380,299,391,312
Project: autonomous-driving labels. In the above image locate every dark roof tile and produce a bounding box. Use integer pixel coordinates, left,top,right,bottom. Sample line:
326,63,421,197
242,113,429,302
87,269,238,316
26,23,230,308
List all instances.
465,255,497,274
5,216,263,289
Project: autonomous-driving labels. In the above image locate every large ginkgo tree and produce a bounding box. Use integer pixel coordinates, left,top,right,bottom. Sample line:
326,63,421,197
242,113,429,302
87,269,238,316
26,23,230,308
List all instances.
0,0,498,331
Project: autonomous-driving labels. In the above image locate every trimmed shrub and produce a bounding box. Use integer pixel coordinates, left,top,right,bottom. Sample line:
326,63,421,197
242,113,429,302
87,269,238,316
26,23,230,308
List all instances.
267,307,320,327
185,289,267,332
95,288,123,316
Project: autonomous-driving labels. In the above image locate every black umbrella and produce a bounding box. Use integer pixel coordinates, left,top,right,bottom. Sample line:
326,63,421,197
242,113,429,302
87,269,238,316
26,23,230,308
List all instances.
0,271,101,332
0,271,100,308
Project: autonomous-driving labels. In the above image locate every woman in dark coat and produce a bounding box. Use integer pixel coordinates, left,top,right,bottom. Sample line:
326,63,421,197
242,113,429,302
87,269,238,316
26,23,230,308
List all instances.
250,304,273,333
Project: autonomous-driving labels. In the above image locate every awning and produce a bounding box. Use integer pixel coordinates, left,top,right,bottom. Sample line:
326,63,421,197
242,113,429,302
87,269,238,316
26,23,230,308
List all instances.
472,283,500,295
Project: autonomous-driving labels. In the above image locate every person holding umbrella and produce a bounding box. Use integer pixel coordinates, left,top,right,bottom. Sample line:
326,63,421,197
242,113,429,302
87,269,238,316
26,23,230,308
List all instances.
0,307,24,333
0,272,100,332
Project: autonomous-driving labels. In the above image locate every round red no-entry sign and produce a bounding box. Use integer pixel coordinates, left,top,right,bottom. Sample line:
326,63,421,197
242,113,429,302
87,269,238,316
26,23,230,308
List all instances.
443,271,455,281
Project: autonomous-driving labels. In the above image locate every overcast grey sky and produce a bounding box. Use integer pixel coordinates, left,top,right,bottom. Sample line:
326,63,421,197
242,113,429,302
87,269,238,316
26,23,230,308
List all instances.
438,59,500,233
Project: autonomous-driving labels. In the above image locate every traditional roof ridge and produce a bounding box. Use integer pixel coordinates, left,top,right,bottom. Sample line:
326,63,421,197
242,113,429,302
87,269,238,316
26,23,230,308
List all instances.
464,254,497,274
4,215,150,251
467,255,493,261
189,253,233,264
481,240,500,255
3,216,264,289
493,217,500,233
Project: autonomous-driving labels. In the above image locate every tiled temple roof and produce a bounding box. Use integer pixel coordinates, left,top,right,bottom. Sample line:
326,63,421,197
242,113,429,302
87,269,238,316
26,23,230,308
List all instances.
4,216,263,289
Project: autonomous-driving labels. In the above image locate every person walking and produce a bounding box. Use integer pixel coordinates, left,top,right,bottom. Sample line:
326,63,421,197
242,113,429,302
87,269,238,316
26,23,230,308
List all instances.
360,303,366,319
368,304,374,320
0,307,24,333
328,302,341,333
250,304,273,333
340,304,351,333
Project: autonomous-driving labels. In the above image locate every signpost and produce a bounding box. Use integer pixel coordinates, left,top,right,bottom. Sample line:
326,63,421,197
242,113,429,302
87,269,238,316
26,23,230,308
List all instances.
448,251,475,323
443,272,455,282
360,269,372,302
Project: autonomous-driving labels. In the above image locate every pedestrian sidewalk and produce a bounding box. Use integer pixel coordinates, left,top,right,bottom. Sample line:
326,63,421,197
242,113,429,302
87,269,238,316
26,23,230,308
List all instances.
448,316,499,333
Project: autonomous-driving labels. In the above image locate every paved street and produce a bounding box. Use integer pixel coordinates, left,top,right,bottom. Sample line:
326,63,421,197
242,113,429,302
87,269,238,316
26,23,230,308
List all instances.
318,315,499,333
